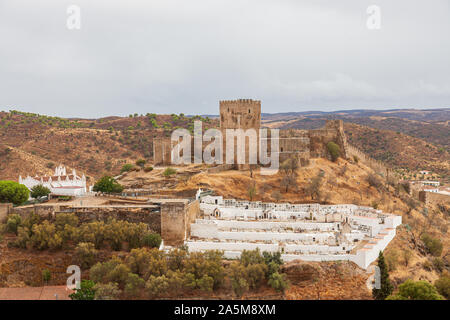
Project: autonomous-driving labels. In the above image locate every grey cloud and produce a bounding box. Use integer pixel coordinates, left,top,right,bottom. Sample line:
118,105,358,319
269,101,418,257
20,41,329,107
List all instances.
0,0,449,117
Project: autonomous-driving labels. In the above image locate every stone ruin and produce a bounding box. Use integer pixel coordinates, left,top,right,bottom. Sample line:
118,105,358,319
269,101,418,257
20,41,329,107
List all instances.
153,99,349,168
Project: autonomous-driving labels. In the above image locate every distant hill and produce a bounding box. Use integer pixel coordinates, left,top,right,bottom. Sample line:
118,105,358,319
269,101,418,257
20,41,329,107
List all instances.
0,108,448,182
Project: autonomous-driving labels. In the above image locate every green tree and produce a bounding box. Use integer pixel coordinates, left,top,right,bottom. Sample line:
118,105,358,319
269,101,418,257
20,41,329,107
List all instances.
0,180,29,205
93,176,124,193
372,251,394,300
30,220,64,250
326,142,341,162
69,280,96,300
387,280,444,300
142,233,162,248
240,249,265,266
94,282,121,300
75,242,98,269
146,275,169,298
268,272,289,293
229,263,249,297
124,273,145,298
30,184,51,199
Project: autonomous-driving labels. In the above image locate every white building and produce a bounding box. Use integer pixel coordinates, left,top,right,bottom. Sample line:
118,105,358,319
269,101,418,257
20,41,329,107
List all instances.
19,164,87,197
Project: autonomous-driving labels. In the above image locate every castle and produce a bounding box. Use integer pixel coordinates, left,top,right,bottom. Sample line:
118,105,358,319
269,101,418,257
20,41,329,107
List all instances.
153,99,349,168
19,164,88,197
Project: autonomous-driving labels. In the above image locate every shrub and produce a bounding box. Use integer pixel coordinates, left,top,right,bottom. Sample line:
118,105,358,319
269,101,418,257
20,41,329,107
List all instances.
268,272,289,293
30,185,51,199
69,280,96,300
326,142,341,162
55,213,78,230
120,164,134,173
196,275,214,292
94,282,121,300
135,159,146,168
75,242,98,269
144,166,154,172
146,275,169,298
245,263,267,289
124,273,145,297
387,280,443,300
30,221,63,250
166,270,186,294
0,181,29,205
434,273,450,299
6,214,22,234
421,234,443,257
41,269,51,283
229,263,249,297
240,249,265,267
142,233,162,249
385,250,399,271
163,167,176,177
93,176,123,193
91,260,130,288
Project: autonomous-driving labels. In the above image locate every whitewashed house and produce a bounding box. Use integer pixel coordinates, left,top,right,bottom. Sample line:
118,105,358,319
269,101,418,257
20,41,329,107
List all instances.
19,164,87,197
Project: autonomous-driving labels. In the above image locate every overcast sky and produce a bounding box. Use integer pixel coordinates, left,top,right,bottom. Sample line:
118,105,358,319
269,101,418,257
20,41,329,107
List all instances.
0,0,449,118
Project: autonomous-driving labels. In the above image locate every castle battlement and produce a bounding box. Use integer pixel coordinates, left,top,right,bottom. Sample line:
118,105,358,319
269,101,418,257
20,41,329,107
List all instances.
219,99,261,106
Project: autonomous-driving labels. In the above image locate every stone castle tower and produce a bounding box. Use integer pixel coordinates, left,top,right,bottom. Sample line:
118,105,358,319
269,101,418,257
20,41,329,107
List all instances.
220,99,261,169
219,99,261,130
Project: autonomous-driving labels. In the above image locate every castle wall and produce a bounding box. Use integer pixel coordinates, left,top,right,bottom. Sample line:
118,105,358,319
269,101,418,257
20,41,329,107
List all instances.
151,100,384,171
419,191,450,205
346,144,389,177
160,199,199,246
10,205,161,233
0,203,12,223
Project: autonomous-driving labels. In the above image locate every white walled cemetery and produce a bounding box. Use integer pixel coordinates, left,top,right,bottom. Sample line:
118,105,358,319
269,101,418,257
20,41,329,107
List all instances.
185,191,402,269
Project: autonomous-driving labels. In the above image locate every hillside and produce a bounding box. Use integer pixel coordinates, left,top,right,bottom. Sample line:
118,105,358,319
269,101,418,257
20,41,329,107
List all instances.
1,109,448,184
263,108,450,150
117,157,449,288
0,110,217,181
275,118,449,181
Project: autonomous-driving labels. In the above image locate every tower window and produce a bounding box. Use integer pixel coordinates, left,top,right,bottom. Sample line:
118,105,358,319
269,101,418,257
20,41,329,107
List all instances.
248,109,250,113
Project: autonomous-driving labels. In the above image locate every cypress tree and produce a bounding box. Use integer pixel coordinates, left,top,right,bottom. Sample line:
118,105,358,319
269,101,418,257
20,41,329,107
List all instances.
372,251,394,300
